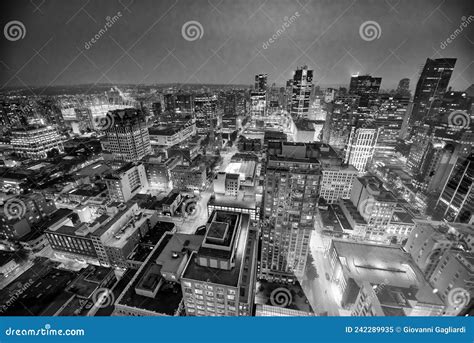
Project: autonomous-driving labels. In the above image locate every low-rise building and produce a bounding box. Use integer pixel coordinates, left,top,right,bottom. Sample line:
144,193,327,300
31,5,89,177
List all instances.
328,240,445,316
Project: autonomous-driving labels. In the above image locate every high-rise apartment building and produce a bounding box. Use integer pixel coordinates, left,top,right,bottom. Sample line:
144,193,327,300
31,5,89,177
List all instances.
344,127,379,173
320,165,358,204
261,143,320,282
290,66,313,119
101,108,151,162
11,125,65,159
250,91,266,117
254,74,267,92
104,163,149,203
349,175,398,240
436,152,474,224
348,74,381,97
409,58,456,127
181,211,257,316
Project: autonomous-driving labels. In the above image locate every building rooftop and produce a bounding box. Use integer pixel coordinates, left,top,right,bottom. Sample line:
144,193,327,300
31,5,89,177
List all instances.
391,211,415,224
182,212,250,287
116,233,183,316
358,175,397,203
331,240,443,305
100,209,154,249
255,280,314,315
209,194,256,210
149,125,188,136
156,234,204,276
225,161,257,182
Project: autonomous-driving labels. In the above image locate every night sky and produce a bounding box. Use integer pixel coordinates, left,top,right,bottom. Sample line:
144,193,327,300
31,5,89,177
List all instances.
0,0,473,92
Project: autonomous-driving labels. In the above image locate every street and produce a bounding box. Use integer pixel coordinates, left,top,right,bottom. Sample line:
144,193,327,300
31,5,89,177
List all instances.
302,209,341,316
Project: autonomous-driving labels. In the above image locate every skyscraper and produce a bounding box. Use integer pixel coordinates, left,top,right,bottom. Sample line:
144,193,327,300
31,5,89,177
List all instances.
409,58,456,127
290,66,313,119
181,210,257,316
254,73,267,92
349,74,382,97
101,108,151,162
250,91,266,117
261,143,320,282
344,126,379,173
396,78,411,97
436,152,474,224
349,74,382,107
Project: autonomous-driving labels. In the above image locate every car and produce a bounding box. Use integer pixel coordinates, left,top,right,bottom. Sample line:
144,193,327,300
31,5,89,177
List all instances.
325,273,330,281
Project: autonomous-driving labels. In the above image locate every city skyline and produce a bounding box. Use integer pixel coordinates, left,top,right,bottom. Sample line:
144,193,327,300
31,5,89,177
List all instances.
0,0,473,92
0,0,473,327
